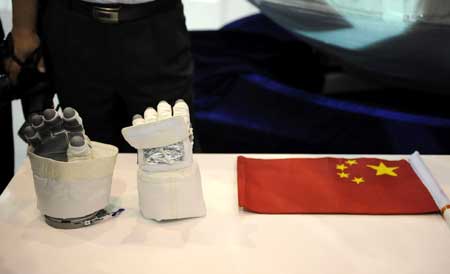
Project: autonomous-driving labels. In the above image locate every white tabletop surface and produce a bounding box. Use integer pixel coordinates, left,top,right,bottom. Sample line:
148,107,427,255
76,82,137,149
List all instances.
1,153,450,274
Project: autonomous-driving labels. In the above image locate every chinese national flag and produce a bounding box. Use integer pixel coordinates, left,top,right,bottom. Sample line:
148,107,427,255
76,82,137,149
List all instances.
237,156,439,214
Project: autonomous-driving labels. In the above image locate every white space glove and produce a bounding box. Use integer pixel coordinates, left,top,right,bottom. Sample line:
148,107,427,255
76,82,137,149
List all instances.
122,100,206,221
25,107,119,222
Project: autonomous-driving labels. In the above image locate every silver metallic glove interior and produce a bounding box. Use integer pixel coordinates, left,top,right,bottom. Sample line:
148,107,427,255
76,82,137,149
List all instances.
122,100,206,221
24,108,120,229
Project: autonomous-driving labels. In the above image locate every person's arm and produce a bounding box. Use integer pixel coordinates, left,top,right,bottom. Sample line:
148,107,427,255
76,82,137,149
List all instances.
6,0,44,83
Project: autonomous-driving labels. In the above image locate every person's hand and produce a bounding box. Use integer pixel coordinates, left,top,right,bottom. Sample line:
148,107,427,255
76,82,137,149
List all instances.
4,30,45,84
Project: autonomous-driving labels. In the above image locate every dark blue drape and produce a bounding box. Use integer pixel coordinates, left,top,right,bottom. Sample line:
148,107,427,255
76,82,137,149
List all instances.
191,15,450,154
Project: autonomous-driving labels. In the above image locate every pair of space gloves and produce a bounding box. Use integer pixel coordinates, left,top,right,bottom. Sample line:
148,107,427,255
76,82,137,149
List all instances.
25,100,206,227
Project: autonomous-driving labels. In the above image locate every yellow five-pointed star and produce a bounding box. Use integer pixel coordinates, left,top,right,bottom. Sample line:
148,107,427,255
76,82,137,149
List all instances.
352,177,365,184
336,164,348,171
367,162,399,177
346,160,358,166
337,172,349,179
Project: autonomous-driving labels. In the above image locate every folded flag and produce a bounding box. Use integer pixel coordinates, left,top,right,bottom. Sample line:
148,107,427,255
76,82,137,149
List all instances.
237,155,441,215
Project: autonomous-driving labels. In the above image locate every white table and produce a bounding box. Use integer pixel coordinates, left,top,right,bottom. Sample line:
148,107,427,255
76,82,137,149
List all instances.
1,154,450,274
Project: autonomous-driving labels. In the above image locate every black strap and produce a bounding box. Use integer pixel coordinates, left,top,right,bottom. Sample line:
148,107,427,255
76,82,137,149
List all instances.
44,208,125,229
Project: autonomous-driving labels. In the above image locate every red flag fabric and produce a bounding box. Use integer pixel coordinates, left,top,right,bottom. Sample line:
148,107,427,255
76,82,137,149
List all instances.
237,156,439,214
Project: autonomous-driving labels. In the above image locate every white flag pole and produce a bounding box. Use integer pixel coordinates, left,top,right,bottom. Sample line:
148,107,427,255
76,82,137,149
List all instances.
409,151,450,229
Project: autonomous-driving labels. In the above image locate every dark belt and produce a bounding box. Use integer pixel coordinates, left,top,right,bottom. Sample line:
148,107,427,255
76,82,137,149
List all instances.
67,0,181,24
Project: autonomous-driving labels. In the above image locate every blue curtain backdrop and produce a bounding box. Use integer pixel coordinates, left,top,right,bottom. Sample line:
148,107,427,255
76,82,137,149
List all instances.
191,14,450,154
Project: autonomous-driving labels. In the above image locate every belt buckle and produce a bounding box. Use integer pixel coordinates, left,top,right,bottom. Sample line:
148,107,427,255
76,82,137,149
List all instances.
92,6,121,24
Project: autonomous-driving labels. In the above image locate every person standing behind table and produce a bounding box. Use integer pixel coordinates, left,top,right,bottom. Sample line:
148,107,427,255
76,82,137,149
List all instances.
8,0,195,152
0,19,15,194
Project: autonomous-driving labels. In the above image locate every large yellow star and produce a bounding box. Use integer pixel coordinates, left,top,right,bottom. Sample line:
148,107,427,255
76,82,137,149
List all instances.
346,160,358,166
336,164,348,171
337,172,349,179
366,162,399,177
352,177,365,184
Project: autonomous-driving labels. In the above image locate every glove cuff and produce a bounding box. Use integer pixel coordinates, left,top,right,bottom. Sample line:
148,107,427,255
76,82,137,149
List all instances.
29,141,118,219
